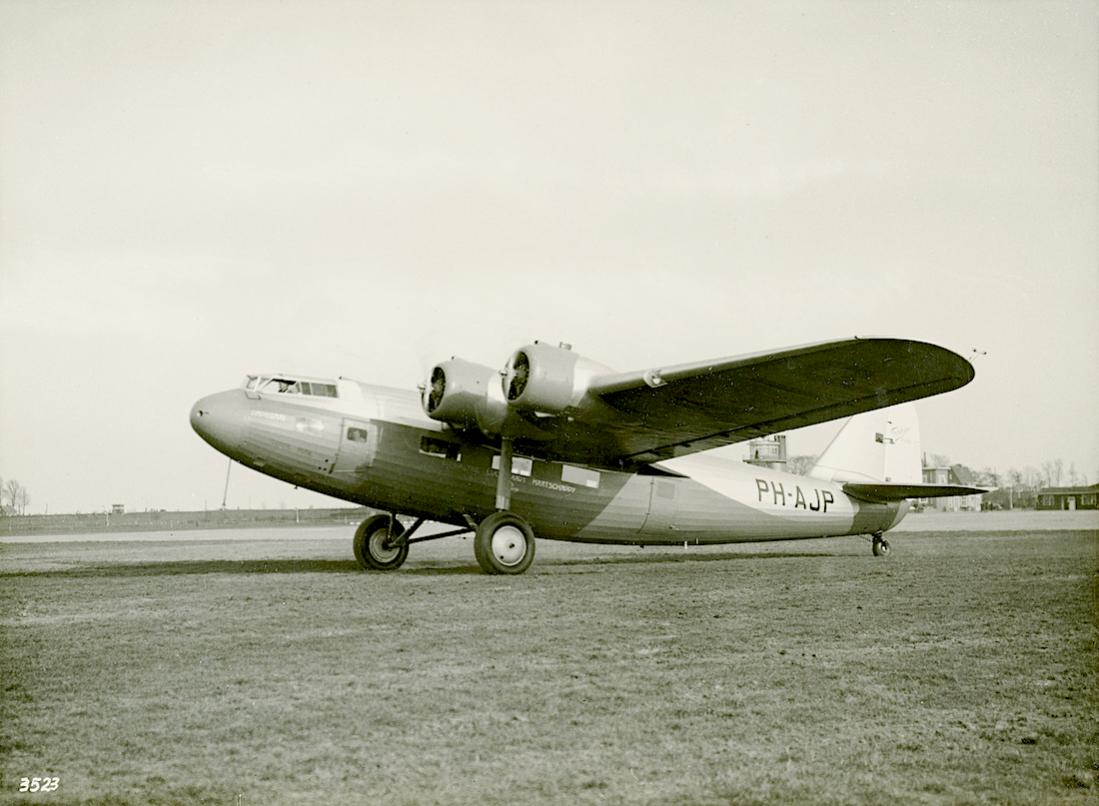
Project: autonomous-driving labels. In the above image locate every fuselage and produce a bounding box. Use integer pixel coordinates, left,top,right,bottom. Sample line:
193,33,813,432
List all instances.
190,375,908,546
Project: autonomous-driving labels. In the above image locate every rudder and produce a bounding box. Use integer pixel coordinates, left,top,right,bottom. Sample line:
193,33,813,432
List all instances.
808,403,922,484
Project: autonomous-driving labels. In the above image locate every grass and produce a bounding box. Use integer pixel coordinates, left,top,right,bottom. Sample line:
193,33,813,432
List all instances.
1,525,1097,805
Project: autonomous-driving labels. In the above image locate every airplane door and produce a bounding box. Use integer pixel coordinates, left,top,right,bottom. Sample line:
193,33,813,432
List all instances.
331,419,377,478
641,478,680,535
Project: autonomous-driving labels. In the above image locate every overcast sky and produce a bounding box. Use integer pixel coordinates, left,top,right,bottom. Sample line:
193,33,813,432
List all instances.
1,0,1096,514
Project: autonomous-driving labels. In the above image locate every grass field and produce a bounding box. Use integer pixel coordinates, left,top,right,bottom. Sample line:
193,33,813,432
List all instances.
2,516,1097,805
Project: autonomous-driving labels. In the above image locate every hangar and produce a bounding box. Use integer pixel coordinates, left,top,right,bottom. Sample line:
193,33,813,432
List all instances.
1036,484,1099,511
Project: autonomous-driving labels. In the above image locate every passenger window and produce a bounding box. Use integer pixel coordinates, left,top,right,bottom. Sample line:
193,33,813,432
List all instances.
420,436,461,460
492,455,533,477
562,465,600,489
347,427,370,443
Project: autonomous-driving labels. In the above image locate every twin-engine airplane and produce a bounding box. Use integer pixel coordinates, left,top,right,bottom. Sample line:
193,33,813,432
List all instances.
190,338,983,574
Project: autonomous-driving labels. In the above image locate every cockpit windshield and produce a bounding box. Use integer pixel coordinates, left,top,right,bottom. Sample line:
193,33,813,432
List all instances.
242,375,338,398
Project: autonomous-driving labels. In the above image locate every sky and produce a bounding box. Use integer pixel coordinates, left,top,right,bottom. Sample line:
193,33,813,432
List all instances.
1,0,1096,514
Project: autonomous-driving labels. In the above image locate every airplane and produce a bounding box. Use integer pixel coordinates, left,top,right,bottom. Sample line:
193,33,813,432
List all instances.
189,337,985,574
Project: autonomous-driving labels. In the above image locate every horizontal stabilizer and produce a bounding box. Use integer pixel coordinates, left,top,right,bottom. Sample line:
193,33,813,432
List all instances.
843,482,988,503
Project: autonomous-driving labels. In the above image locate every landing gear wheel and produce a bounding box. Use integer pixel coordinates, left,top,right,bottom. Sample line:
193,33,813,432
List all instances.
474,511,536,575
353,514,409,571
872,534,891,557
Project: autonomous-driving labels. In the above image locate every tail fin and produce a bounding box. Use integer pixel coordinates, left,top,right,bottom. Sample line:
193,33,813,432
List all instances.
808,403,922,484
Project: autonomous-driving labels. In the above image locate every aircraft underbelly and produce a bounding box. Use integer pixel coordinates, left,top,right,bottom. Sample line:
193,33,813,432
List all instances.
277,421,901,544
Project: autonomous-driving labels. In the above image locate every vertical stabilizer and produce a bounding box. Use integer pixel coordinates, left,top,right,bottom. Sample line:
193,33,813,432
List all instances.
808,403,922,484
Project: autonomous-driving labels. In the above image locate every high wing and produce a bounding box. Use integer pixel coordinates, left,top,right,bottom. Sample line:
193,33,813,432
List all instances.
516,338,975,468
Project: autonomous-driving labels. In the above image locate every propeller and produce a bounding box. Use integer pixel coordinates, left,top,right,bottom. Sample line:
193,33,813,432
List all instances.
426,366,446,413
504,350,530,401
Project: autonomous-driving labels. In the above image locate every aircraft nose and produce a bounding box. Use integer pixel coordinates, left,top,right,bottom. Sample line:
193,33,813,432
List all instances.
190,390,247,454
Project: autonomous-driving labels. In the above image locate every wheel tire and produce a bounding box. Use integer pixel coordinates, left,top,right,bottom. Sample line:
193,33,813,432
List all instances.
353,514,409,571
474,511,536,575
872,535,891,557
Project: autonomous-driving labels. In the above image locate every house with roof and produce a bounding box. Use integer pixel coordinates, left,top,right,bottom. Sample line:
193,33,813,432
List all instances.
922,463,983,511
1036,484,1099,511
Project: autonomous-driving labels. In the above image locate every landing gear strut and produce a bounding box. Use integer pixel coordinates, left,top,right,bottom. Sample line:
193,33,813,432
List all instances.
475,436,537,574
871,532,891,557
352,434,540,574
352,514,472,571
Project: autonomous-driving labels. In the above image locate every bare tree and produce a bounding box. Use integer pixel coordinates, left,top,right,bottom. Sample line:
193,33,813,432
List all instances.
786,455,818,476
977,467,1000,487
15,487,29,516
2,479,20,514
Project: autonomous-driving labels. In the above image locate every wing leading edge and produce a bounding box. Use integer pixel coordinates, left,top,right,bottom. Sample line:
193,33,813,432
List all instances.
547,337,975,467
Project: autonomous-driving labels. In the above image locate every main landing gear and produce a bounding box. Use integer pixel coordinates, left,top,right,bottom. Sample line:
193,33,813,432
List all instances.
871,531,891,557
352,437,540,575
351,509,538,574
474,510,536,575
352,514,410,571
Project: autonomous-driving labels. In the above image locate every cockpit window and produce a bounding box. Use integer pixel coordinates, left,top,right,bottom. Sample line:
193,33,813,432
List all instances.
249,376,339,398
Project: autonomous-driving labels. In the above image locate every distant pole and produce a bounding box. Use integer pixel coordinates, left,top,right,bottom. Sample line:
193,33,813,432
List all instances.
221,460,232,509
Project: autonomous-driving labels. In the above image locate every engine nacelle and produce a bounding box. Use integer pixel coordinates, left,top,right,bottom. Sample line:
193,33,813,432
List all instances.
421,359,504,430
503,342,613,416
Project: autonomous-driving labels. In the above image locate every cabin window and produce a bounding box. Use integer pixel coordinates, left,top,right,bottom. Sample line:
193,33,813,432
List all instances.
420,436,461,460
492,454,533,477
347,427,370,443
562,465,600,489
302,382,338,398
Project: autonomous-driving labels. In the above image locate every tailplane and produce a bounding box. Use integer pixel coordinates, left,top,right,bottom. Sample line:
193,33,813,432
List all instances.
808,403,986,501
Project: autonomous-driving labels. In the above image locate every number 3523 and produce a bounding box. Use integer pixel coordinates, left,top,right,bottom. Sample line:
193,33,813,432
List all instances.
19,777,60,793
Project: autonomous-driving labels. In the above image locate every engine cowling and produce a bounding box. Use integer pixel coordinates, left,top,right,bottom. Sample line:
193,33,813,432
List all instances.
421,359,503,430
502,342,613,416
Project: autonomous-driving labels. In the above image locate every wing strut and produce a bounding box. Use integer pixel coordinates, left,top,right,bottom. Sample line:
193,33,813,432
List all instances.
495,436,513,510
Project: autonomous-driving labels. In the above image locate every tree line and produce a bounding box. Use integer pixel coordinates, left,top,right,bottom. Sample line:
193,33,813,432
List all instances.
785,455,1091,510
0,476,31,516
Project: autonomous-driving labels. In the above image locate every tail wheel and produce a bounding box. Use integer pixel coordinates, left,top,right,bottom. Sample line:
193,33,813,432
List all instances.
353,514,409,571
872,534,891,557
474,511,536,575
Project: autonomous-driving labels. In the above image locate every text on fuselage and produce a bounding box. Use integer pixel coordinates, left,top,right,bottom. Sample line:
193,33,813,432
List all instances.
755,479,834,512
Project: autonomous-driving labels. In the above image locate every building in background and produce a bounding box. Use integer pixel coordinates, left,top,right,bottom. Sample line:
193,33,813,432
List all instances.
745,434,787,471
922,463,983,511
1036,484,1099,511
